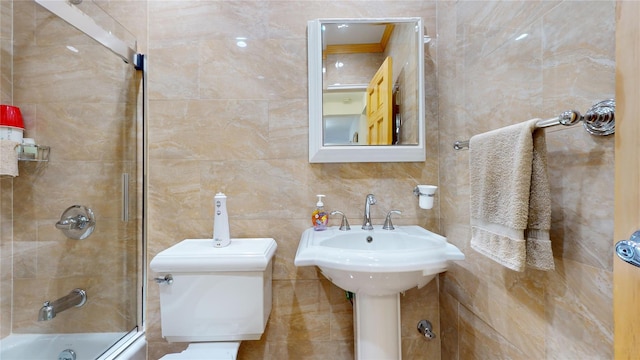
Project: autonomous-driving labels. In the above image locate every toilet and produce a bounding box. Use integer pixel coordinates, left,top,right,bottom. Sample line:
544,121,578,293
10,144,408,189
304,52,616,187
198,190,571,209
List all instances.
150,237,277,359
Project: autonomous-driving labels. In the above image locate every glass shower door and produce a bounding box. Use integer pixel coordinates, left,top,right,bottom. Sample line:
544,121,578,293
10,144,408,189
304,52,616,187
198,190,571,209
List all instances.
5,0,144,356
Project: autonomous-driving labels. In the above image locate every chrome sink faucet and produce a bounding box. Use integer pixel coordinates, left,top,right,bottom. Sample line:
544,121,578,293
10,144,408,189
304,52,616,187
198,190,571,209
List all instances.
362,194,377,230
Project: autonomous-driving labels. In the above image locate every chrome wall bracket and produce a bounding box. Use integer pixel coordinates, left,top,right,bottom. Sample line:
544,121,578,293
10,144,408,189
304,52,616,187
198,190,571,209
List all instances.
582,99,615,136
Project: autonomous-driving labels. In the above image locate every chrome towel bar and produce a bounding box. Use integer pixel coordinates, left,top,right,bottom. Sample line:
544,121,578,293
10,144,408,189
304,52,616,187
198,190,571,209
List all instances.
453,99,615,150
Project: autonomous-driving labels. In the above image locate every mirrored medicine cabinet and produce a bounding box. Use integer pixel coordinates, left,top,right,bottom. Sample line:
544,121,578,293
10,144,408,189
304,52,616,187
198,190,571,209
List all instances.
308,17,426,163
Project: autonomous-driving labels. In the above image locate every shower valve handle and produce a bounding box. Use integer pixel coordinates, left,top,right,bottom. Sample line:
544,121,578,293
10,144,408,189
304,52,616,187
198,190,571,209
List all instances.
55,215,90,230
55,205,96,240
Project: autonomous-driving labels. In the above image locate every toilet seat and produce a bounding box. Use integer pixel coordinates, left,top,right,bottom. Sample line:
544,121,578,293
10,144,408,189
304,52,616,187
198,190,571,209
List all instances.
158,342,240,360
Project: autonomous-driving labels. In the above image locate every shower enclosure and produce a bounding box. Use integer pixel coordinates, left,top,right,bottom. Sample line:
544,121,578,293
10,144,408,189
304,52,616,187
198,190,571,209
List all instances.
0,0,145,358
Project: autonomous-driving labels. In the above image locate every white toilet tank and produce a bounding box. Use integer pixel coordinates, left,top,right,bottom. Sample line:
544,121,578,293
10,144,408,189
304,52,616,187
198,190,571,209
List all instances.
150,238,277,343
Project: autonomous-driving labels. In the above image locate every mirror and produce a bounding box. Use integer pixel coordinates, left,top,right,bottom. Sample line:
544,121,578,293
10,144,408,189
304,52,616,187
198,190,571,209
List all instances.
308,18,426,163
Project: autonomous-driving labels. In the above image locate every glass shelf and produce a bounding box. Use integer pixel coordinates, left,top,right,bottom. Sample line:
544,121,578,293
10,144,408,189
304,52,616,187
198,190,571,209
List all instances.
17,144,50,162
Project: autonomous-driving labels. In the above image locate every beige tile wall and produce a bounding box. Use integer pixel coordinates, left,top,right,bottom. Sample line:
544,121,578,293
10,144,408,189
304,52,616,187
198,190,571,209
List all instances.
146,1,440,359
437,1,615,359
1,0,617,359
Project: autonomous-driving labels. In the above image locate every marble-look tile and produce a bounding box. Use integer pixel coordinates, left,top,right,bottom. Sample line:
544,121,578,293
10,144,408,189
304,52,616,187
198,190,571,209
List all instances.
541,1,615,114
458,304,528,360
147,40,200,100
4,0,617,359
546,129,614,271
95,0,148,53
148,99,269,160
438,1,615,359
0,0,12,41
267,339,353,360
439,285,460,360
400,281,441,359
267,1,436,40
148,1,269,43
13,42,130,104
199,38,307,101
11,0,34,47
265,279,331,341
267,99,308,160
0,178,13,338
0,39,12,104
545,258,613,359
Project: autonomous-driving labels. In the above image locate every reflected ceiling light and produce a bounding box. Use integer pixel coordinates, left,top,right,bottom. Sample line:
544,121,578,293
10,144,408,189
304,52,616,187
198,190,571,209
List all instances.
515,33,528,41
335,61,344,69
235,37,247,48
337,24,349,29
66,45,79,53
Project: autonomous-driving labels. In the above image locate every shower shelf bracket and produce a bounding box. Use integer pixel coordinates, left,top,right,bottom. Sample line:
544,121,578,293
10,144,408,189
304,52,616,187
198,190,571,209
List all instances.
17,144,50,162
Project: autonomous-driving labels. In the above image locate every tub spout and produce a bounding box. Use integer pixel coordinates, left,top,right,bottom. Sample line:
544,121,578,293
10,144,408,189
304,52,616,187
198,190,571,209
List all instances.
38,301,54,321
37,288,87,321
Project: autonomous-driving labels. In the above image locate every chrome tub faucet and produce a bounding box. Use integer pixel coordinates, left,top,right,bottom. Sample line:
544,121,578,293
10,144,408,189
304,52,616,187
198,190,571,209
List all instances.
362,194,377,230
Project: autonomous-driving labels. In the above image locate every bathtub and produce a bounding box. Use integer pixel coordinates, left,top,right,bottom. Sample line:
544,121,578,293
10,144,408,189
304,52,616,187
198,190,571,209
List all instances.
0,331,146,360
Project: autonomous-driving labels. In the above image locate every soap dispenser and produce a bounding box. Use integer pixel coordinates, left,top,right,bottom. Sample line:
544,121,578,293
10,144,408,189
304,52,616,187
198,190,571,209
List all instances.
213,192,231,247
311,194,329,231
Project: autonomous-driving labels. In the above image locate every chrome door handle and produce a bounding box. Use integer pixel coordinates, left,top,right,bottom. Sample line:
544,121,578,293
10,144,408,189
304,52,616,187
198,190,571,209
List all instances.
615,230,640,268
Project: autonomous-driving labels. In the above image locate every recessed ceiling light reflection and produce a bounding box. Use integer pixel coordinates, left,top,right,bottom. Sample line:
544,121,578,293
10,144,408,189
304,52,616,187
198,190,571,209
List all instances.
66,45,79,53
335,61,344,69
235,37,248,48
515,33,528,41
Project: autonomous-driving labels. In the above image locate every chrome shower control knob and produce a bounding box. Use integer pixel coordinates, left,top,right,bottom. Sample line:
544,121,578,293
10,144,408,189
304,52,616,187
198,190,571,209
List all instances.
55,205,96,240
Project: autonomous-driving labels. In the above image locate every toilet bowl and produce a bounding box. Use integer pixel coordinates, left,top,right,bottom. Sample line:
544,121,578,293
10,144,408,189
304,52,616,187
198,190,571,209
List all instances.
150,238,277,360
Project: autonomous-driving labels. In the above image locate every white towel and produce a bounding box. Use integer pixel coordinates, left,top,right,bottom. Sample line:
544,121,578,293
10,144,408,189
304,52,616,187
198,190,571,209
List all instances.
0,140,19,177
469,119,554,272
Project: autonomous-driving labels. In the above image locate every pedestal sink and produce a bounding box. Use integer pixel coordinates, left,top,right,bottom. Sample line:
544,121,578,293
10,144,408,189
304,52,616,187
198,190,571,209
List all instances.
294,225,464,359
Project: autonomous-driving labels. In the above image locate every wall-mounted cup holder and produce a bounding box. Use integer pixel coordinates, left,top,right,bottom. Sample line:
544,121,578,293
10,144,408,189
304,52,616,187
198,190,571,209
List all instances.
413,185,437,209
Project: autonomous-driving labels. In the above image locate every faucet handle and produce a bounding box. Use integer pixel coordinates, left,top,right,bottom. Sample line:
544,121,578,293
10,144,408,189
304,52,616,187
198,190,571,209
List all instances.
331,210,351,231
383,210,402,230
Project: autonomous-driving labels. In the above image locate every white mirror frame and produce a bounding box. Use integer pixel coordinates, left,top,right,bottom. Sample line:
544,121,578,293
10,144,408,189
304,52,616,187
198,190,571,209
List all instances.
308,18,426,163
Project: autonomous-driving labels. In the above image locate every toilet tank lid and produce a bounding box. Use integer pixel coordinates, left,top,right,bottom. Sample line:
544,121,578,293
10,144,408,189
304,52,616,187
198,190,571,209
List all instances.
150,238,277,272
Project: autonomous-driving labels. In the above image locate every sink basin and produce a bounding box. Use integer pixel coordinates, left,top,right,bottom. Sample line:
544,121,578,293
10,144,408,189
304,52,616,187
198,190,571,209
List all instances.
294,225,464,296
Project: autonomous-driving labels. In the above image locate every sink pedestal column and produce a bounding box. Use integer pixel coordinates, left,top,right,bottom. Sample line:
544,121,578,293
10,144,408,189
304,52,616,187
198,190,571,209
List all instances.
353,293,401,359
